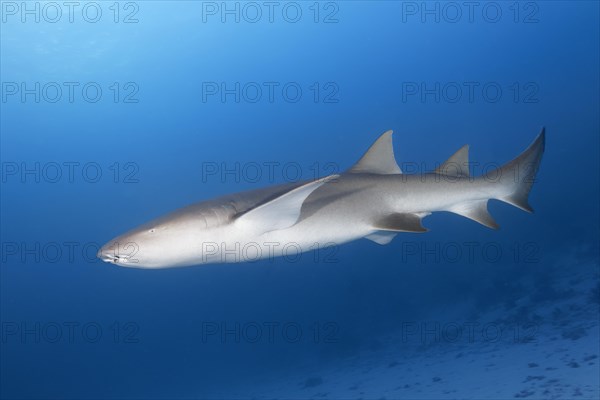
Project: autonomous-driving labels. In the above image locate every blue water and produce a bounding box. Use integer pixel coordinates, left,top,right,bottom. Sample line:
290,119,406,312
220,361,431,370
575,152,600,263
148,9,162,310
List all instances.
1,2,598,399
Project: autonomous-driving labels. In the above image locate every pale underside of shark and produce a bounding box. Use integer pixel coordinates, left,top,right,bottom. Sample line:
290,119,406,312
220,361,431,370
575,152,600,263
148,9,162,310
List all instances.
98,129,545,268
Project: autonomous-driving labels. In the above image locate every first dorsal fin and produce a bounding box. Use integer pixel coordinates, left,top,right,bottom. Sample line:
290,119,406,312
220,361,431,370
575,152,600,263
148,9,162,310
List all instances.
434,145,470,177
349,130,402,174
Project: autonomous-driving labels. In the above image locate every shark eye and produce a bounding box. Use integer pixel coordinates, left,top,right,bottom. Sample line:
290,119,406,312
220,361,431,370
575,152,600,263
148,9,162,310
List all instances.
149,228,155,233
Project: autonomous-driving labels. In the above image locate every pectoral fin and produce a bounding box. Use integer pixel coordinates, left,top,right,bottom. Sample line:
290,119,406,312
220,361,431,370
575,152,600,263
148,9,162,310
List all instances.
235,175,338,234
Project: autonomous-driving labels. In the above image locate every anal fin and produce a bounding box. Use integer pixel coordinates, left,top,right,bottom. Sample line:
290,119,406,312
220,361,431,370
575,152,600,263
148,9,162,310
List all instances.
450,200,499,229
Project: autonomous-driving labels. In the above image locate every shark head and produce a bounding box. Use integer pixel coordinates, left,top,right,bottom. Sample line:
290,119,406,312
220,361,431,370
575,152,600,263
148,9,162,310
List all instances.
97,207,217,268
98,221,179,268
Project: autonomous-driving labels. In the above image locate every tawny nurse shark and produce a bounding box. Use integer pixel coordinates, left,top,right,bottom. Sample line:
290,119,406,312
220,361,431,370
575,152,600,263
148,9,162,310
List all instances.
98,129,545,268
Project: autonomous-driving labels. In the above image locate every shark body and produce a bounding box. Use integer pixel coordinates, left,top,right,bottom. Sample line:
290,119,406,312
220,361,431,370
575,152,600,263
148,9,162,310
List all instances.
98,129,545,268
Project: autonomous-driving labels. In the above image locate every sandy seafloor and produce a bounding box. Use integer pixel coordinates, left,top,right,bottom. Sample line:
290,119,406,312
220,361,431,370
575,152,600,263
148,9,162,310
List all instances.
212,258,599,399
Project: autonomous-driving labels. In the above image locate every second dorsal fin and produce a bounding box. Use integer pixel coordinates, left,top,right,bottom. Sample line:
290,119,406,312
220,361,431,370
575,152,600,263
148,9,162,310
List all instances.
349,130,402,175
434,145,470,177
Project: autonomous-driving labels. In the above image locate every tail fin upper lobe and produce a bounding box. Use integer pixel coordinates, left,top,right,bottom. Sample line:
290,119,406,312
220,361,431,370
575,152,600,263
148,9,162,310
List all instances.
491,128,545,212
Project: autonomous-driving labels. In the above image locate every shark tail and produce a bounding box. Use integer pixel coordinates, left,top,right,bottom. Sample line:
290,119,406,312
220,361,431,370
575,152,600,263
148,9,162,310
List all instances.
491,128,546,213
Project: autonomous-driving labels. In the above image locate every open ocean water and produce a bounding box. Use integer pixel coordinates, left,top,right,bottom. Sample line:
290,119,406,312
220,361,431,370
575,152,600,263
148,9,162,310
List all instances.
1,1,599,399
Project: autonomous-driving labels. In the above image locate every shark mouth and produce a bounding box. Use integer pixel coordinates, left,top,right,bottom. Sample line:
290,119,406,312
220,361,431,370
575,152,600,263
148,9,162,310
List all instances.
98,251,130,264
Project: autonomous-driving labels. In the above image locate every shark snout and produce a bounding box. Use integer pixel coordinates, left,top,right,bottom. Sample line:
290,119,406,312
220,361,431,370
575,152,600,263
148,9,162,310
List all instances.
97,242,118,263
97,240,134,265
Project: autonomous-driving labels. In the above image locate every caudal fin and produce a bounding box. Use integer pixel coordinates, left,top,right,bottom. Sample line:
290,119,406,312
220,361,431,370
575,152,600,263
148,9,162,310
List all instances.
491,128,545,212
